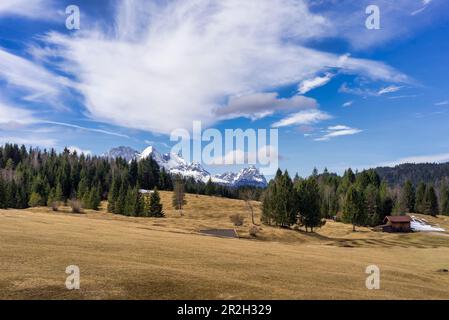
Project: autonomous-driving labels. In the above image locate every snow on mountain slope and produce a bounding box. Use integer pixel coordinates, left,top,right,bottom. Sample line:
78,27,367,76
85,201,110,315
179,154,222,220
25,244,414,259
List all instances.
213,166,267,188
104,146,268,187
102,146,140,162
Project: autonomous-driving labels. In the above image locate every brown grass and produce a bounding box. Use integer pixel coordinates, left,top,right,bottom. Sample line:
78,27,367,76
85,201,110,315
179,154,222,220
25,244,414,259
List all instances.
1,191,449,299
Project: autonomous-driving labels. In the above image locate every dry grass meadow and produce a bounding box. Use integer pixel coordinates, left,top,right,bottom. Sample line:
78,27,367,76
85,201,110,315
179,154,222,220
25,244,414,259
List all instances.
1,191,449,300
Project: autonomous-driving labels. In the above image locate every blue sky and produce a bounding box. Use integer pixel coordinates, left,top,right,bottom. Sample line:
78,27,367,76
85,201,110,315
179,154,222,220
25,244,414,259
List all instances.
1,0,449,177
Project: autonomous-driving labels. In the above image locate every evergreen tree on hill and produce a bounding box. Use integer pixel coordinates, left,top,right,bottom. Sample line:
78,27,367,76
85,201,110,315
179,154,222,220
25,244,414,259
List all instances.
149,188,164,217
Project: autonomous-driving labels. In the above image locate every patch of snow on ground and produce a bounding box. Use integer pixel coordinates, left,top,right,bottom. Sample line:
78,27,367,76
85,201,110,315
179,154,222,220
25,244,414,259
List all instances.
410,216,445,232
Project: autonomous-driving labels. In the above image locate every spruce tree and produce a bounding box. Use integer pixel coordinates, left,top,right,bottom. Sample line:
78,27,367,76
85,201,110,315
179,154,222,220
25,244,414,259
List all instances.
378,181,393,221
116,181,128,215
344,185,367,231
88,184,101,210
364,184,380,225
415,182,427,213
107,175,120,213
205,178,215,196
440,183,449,216
403,180,415,213
149,188,164,217
296,178,323,232
424,186,439,216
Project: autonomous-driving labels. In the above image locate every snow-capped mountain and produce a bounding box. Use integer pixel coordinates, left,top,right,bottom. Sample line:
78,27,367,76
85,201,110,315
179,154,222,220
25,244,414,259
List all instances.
102,146,140,162
214,166,267,188
103,146,268,188
138,146,212,182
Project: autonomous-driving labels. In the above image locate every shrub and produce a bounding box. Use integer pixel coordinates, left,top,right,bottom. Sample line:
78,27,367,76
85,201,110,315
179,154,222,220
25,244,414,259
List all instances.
70,199,83,214
249,225,259,237
51,201,59,211
230,213,245,226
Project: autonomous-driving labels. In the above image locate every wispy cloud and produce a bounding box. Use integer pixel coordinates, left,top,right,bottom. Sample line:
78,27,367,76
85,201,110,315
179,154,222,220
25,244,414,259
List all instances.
314,125,363,141
272,109,332,128
298,73,334,94
0,48,72,108
378,85,403,95
0,100,37,127
0,99,129,139
39,121,130,138
411,0,433,16
340,83,403,97
0,0,56,19
34,0,407,134
342,101,354,107
0,135,57,148
435,100,449,106
379,151,449,167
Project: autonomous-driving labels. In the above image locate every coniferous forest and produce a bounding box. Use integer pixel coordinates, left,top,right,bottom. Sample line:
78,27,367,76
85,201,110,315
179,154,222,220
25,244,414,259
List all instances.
0,144,246,213
1,143,448,229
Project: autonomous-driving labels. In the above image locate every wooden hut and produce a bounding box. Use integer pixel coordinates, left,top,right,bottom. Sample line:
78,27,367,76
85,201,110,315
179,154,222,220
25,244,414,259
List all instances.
382,216,412,233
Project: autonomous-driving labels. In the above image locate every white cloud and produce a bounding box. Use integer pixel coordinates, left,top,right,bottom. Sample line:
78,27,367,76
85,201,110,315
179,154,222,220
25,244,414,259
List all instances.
0,48,71,108
435,100,449,106
379,152,449,167
0,0,55,19
342,101,353,107
215,92,317,120
0,135,57,148
340,83,404,97
67,146,92,156
314,125,362,141
36,0,407,134
411,0,432,15
40,121,130,138
0,100,37,127
310,0,444,49
328,125,351,131
298,73,334,94
378,85,403,95
272,109,332,128
210,144,279,165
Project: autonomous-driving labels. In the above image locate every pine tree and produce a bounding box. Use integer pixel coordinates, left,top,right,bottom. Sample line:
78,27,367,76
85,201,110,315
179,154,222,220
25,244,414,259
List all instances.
47,187,56,207
296,178,323,232
28,192,43,207
364,184,380,225
415,182,427,213
424,186,439,216
270,170,296,227
149,188,164,217
107,174,121,213
378,181,393,222
77,176,89,201
88,184,101,210
55,183,63,203
115,180,128,215
440,183,449,216
403,180,415,213
5,180,17,208
205,178,215,196
344,185,367,231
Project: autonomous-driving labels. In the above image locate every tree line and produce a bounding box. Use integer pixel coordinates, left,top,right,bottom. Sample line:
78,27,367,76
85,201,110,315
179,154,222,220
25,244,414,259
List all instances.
262,167,449,232
0,143,253,212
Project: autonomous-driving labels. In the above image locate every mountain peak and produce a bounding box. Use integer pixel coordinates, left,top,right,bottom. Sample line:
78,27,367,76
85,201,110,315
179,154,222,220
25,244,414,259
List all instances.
103,145,267,188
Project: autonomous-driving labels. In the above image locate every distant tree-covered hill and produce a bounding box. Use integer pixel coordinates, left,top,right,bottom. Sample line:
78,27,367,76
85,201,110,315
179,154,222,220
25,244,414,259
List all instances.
375,162,449,187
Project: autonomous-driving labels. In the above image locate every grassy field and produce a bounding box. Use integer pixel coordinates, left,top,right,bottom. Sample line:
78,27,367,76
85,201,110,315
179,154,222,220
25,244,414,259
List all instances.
1,191,449,299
